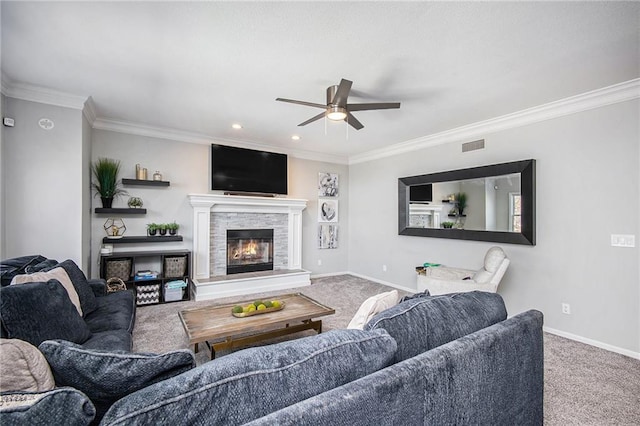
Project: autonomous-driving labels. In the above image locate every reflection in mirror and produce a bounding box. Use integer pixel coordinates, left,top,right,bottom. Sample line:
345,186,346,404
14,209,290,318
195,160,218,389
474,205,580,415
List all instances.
399,159,535,245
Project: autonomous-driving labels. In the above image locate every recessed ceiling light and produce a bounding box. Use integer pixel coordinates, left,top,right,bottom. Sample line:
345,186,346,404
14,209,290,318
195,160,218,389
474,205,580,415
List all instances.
232,123,242,129
291,135,301,141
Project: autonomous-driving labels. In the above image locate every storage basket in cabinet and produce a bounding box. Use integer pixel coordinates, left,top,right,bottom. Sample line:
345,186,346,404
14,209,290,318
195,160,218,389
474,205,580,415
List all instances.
164,280,188,302
136,283,160,305
164,256,187,278
105,258,132,282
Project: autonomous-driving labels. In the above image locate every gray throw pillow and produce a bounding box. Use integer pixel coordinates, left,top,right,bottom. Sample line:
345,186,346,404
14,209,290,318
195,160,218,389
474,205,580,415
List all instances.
365,291,507,363
0,280,92,347
38,340,196,423
101,329,397,425
50,260,98,315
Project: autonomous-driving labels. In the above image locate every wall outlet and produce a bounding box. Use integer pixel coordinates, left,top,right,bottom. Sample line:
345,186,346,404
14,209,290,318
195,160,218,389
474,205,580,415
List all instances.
317,259,322,266
382,264,387,272
611,234,636,247
561,303,571,315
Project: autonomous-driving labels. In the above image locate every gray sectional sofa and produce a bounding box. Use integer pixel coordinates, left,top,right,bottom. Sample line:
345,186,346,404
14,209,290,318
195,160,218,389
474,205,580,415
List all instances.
1,287,544,425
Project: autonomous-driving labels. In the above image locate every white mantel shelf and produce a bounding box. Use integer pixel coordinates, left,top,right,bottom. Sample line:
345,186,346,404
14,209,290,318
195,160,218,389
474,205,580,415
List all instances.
188,193,310,301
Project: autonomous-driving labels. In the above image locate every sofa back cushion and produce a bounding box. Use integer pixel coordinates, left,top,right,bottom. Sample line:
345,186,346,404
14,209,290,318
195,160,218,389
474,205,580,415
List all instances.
365,291,507,363
102,329,397,425
0,280,92,347
0,388,95,425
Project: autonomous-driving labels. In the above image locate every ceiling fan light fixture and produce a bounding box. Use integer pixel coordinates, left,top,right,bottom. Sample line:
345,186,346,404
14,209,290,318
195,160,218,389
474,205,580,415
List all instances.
327,106,347,121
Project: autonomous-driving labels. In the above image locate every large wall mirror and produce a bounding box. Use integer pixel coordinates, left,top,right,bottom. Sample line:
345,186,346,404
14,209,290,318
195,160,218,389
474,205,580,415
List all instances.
398,159,536,245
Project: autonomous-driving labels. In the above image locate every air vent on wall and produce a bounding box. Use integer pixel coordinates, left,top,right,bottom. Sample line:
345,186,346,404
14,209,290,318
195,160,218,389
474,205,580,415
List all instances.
462,139,485,152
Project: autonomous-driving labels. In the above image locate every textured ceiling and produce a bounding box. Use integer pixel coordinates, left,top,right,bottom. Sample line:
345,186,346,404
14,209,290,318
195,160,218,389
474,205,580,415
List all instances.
2,1,639,162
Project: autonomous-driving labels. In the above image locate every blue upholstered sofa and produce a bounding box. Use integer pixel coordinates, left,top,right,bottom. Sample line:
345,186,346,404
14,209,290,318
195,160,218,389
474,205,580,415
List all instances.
0,256,136,352
1,285,543,425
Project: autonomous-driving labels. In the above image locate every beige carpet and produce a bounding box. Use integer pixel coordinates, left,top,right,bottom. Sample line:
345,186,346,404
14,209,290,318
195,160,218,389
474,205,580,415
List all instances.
133,275,640,425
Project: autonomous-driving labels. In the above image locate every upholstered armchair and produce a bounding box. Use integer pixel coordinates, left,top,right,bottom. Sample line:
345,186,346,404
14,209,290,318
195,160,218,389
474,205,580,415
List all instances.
417,246,510,295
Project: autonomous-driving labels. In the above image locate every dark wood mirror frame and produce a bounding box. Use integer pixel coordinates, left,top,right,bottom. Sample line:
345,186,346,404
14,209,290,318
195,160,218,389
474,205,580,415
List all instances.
398,159,536,245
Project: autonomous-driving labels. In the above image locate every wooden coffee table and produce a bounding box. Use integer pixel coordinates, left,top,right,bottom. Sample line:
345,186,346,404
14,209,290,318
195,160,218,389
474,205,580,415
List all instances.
178,293,335,359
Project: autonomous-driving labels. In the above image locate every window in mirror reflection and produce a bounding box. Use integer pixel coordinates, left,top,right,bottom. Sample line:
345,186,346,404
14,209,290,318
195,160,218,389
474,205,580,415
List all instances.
510,193,522,232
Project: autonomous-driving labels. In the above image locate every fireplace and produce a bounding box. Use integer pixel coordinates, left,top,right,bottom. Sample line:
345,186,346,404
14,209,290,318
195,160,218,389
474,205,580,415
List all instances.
226,229,274,275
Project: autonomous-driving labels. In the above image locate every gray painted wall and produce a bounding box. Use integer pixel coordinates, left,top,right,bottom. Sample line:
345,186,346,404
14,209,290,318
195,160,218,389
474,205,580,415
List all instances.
91,130,349,278
348,99,639,354
2,97,88,265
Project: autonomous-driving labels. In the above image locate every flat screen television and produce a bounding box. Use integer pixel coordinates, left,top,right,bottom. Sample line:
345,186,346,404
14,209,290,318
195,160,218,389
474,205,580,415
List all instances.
211,144,288,195
409,184,432,203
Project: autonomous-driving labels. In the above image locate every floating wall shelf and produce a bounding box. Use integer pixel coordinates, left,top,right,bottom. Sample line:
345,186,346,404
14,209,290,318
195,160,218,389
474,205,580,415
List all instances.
102,235,183,244
95,208,147,214
122,179,170,187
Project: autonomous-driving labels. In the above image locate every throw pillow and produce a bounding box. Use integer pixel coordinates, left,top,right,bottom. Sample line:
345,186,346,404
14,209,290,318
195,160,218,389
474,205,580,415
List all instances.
0,389,95,425
472,269,493,283
347,290,399,329
38,340,196,423
0,339,55,393
101,329,397,425
48,260,98,316
0,280,92,347
11,267,83,316
365,291,507,363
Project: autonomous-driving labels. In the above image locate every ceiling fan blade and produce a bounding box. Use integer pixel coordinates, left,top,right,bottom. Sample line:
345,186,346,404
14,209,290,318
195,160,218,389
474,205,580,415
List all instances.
347,102,401,111
332,79,353,107
276,98,327,109
345,112,364,130
298,111,327,126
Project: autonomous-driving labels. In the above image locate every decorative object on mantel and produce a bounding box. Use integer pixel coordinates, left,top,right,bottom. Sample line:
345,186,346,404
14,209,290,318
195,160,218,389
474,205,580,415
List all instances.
318,172,338,197
135,164,149,180
318,225,338,249
441,221,454,229
158,223,168,236
147,223,159,236
153,171,163,181
127,197,143,208
103,218,127,239
92,158,128,208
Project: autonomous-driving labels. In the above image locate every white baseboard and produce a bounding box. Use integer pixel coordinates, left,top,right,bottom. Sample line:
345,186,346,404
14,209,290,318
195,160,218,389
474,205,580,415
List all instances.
310,271,351,279
346,271,417,294
543,326,640,360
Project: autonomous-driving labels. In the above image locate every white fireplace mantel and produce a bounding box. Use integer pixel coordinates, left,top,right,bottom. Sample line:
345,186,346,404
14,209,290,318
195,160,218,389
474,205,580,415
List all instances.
188,194,307,281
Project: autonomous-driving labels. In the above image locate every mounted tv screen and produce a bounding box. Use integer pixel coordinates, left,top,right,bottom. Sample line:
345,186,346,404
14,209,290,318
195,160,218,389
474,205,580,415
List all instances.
409,184,433,203
211,144,288,195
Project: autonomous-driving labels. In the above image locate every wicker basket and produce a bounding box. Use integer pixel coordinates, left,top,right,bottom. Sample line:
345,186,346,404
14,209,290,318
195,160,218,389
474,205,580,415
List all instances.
164,256,187,278
105,259,132,281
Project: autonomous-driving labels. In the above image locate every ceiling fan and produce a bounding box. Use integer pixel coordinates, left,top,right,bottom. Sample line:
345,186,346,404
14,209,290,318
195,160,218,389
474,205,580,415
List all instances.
276,78,400,130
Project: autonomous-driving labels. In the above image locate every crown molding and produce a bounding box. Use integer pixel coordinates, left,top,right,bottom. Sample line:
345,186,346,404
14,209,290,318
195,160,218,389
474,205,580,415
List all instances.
0,74,89,110
93,117,349,165
349,78,640,165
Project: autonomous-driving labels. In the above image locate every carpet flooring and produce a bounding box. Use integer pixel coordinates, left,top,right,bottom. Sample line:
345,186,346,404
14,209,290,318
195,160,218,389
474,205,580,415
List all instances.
133,274,640,425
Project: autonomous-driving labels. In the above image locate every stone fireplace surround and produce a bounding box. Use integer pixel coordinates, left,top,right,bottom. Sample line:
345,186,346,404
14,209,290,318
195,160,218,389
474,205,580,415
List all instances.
189,194,310,301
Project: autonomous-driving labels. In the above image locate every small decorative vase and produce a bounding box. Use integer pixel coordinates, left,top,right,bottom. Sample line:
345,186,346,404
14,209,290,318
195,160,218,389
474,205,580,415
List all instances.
159,229,167,236
148,229,157,236
101,197,113,208
169,229,177,236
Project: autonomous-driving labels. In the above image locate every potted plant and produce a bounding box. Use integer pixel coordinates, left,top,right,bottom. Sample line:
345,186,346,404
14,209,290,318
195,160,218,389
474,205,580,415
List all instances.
92,158,128,208
127,197,143,208
456,192,467,216
441,221,455,229
167,221,179,236
158,223,168,236
147,223,159,236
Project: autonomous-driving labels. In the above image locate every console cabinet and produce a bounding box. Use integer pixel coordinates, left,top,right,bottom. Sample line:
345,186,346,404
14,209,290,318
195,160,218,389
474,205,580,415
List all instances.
100,250,191,305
